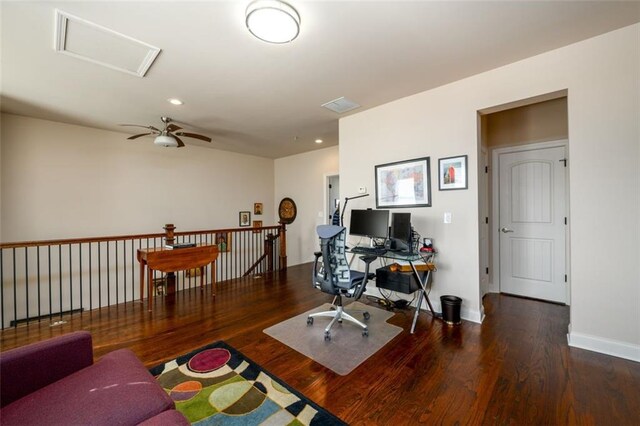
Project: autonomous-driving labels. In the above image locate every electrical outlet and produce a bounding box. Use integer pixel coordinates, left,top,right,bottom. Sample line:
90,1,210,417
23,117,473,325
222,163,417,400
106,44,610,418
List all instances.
358,186,366,194
444,212,452,224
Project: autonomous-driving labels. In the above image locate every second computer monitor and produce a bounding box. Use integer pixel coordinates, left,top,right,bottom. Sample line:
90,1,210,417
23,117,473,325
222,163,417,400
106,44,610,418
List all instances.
390,212,412,251
349,209,390,240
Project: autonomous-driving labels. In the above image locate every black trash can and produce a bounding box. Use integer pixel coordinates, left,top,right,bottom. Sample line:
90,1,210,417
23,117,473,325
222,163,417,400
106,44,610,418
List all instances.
440,295,462,325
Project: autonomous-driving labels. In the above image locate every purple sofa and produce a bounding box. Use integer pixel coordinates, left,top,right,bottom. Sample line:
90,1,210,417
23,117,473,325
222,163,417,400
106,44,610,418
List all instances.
0,331,188,425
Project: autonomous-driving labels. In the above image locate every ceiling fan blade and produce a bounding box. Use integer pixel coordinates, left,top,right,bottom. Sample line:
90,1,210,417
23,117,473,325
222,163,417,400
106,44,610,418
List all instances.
175,132,212,142
127,132,153,140
120,124,161,132
166,124,182,132
174,136,186,148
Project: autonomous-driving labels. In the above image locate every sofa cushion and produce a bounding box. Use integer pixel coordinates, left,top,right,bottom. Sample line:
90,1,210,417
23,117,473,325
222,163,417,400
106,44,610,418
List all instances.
1,348,174,426
138,409,190,426
1,331,93,407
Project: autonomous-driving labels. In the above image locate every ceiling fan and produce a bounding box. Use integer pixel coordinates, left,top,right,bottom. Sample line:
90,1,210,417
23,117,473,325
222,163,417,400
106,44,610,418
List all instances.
120,116,211,147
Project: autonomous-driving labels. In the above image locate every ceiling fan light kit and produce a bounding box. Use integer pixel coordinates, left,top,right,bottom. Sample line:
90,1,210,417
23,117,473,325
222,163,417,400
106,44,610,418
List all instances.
154,135,179,148
245,0,300,44
121,116,211,148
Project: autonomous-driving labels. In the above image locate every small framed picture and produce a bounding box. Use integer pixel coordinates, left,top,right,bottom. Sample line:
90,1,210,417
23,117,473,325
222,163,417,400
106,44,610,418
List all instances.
239,211,251,227
254,202,263,215
215,232,231,252
252,220,263,233
438,155,468,191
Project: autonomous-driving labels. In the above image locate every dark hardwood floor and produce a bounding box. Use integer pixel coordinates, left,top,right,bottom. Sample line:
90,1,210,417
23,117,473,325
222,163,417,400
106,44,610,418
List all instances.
2,263,639,425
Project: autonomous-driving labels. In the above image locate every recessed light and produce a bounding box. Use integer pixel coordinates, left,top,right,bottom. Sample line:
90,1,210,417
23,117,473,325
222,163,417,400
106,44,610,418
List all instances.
168,98,183,106
315,139,323,144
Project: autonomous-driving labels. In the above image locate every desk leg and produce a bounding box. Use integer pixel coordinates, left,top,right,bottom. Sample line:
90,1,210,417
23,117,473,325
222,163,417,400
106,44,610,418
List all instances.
147,268,154,312
409,262,440,333
139,262,145,303
411,290,424,334
422,273,437,314
211,261,216,298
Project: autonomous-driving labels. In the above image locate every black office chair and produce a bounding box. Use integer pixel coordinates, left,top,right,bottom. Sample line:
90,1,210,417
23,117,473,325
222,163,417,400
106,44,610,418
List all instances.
308,225,376,341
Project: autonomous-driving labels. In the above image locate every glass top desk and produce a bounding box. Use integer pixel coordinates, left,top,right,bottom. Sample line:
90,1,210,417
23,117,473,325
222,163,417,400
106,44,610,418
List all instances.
347,247,441,333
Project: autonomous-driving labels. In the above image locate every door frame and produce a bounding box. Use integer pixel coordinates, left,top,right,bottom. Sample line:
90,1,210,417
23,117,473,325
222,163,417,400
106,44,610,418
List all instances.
323,172,339,225
490,139,571,304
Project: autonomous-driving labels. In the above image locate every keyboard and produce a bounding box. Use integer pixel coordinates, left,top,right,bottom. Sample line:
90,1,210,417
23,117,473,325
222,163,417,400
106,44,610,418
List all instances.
351,246,387,255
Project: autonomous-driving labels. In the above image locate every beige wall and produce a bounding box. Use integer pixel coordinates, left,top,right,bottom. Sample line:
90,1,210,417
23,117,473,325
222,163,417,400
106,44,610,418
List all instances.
0,114,275,240
274,146,339,266
341,24,639,360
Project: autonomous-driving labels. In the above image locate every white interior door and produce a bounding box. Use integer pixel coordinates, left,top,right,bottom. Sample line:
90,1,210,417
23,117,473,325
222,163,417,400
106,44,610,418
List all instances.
499,146,566,303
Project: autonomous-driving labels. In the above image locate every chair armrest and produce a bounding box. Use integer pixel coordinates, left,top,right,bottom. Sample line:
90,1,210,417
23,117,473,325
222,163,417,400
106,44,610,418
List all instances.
0,331,93,407
352,256,377,300
312,251,323,285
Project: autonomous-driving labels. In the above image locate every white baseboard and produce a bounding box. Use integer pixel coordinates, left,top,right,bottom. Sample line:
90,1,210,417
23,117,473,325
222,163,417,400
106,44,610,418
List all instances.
568,331,640,363
459,306,482,324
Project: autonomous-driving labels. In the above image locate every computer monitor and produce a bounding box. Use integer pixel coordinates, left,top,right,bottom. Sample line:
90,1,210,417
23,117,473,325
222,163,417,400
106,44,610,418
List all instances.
390,212,412,251
349,209,390,241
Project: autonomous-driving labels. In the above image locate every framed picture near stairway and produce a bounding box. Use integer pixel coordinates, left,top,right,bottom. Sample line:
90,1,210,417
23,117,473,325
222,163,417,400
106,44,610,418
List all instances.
239,211,251,227
215,232,231,252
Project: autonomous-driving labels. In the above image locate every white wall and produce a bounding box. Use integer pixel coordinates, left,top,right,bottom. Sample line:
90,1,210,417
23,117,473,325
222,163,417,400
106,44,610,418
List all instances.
274,146,339,266
1,114,275,240
340,24,640,360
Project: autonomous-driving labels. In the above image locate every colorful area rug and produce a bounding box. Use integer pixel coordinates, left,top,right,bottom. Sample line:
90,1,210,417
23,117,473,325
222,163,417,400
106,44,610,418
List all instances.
150,341,344,425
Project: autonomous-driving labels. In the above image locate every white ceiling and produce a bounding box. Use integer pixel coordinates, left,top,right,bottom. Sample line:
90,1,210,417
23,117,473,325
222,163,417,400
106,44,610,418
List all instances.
2,1,639,158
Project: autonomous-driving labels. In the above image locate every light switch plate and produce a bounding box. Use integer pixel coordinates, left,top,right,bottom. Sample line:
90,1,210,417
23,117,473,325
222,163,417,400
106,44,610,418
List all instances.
444,212,452,224
358,186,367,194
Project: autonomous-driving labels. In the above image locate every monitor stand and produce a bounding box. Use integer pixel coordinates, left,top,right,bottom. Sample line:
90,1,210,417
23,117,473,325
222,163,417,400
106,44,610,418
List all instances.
388,237,411,252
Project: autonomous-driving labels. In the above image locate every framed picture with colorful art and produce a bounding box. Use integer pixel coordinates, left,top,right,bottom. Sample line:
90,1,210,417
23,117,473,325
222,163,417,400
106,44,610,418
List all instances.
252,220,262,233
375,157,431,208
438,155,468,191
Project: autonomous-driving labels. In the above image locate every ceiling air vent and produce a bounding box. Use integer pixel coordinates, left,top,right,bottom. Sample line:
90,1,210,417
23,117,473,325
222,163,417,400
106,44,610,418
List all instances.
321,97,361,114
54,10,161,77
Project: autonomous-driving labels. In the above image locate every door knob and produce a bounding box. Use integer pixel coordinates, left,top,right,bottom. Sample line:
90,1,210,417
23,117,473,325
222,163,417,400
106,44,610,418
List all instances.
500,227,514,233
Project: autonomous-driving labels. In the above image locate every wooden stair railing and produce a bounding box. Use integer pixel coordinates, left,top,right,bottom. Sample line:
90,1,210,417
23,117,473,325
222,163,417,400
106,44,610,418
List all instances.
0,224,285,329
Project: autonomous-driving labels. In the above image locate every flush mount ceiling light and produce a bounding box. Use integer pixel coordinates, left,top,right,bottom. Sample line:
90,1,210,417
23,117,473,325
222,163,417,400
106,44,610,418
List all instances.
315,139,323,144
168,98,183,105
245,0,300,44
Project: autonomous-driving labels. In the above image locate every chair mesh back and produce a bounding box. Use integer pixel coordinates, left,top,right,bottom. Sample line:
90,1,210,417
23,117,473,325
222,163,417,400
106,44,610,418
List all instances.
316,225,351,293
328,227,350,286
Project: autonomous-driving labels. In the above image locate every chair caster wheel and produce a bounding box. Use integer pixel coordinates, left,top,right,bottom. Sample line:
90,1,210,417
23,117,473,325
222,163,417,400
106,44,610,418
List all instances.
362,329,369,337
324,331,331,341
363,312,370,321
307,317,314,325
